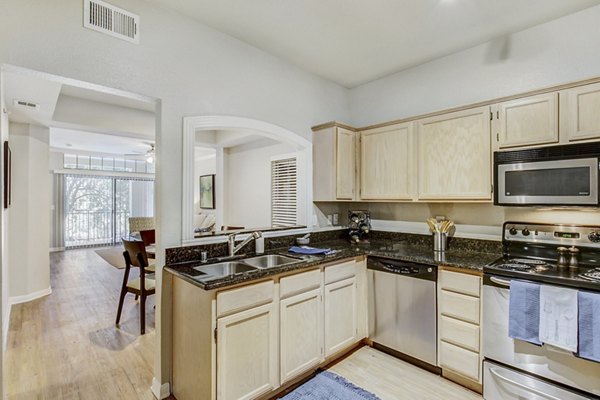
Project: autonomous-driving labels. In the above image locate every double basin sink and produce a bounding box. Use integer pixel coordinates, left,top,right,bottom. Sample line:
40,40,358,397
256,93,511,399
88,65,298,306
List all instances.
193,254,303,281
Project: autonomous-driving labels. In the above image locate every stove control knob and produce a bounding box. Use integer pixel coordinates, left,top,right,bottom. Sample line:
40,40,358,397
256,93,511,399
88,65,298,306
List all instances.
509,227,518,235
522,228,530,236
589,231,600,243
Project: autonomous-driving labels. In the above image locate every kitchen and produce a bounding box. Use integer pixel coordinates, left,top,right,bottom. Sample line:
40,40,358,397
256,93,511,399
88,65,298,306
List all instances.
2,2,598,395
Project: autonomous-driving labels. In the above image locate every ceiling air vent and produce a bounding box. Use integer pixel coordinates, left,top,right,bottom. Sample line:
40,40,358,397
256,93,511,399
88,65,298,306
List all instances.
83,0,139,44
13,99,40,111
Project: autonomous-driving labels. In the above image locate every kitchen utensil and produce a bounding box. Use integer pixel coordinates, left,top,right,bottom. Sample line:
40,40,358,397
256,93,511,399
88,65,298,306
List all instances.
427,218,438,233
433,232,447,252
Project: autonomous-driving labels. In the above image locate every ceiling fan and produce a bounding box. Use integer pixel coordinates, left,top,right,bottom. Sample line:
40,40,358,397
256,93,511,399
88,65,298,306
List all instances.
125,143,155,163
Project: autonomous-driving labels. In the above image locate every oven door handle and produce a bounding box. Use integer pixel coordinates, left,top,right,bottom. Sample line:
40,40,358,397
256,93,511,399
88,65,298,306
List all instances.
490,276,511,287
488,367,562,400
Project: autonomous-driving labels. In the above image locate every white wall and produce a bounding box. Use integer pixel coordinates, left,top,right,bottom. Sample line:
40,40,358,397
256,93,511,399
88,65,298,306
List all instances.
338,4,600,232
349,5,600,127
193,147,217,225
0,0,350,392
8,123,50,299
0,62,7,391
225,141,296,229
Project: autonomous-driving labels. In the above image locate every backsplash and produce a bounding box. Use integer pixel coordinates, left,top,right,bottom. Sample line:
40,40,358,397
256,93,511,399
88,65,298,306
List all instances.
165,228,501,264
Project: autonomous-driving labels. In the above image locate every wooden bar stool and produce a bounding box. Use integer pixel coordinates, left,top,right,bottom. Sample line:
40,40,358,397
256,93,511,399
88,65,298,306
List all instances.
116,238,156,335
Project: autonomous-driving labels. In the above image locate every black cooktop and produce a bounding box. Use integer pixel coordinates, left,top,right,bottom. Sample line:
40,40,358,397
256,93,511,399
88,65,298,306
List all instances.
484,221,600,291
484,257,600,291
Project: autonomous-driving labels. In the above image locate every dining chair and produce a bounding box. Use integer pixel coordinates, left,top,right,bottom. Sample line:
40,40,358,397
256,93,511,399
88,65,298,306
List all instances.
139,229,156,259
116,238,156,335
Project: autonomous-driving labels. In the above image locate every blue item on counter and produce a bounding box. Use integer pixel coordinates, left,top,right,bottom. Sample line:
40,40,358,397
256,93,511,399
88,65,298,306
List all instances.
289,246,332,255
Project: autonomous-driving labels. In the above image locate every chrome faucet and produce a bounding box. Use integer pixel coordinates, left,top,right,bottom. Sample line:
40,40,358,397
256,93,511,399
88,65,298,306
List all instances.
228,231,262,257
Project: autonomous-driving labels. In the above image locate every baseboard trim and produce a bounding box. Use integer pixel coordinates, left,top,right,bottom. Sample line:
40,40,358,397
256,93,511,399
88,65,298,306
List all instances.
151,378,170,399
9,286,52,305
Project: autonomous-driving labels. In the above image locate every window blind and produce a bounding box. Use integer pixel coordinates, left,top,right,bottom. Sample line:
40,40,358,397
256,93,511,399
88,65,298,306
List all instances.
271,157,297,227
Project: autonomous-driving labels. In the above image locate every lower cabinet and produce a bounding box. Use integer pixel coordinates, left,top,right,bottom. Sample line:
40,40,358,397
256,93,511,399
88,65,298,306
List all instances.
280,287,323,383
437,269,483,391
216,302,279,400
324,277,357,357
170,257,367,400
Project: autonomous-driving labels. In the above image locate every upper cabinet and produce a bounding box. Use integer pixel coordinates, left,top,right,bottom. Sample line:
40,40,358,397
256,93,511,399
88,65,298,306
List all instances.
417,106,492,200
561,82,600,142
313,124,357,201
493,92,559,149
359,123,415,200
313,79,600,203
336,128,357,199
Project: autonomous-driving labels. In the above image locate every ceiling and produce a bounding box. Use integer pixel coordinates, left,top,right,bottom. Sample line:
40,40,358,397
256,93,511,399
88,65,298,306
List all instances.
50,128,153,156
148,0,600,87
3,70,155,155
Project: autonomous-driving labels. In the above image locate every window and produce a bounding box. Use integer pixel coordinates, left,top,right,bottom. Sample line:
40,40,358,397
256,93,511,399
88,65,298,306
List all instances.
271,157,297,227
63,153,154,174
63,175,154,248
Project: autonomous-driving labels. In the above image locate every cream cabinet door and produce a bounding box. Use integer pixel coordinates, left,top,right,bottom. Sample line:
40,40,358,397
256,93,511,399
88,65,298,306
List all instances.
324,277,357,357
217,302,278,400
495,92,559,148
417,106,492,200
561,82,600,142
336,128,356,200
280,288,323,383
360,123,414,200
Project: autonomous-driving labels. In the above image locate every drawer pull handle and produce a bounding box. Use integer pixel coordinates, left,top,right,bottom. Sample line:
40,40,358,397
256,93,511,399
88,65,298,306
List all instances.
488,367,561,400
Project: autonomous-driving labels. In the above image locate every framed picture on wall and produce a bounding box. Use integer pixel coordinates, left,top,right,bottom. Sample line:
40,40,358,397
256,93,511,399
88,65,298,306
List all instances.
3,141,11,209
199,174,215,209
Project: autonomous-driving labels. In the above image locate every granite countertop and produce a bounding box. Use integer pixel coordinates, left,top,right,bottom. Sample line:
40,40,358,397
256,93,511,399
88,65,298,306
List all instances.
164,239,501,291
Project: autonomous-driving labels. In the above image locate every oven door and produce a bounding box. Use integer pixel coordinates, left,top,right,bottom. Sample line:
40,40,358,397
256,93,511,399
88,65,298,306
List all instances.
482,275,600,397
496,157,599,206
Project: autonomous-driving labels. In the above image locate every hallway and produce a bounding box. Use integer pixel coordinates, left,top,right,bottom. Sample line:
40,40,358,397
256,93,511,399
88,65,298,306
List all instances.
4,248,158,399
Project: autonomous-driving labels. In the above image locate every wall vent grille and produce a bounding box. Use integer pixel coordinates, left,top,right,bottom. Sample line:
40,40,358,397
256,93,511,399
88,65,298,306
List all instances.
13,99,40,110
83,0,139,44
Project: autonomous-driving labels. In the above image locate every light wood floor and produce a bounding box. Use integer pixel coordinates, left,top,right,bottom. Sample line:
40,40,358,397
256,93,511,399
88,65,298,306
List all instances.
328,347,482,400
4,248,170,400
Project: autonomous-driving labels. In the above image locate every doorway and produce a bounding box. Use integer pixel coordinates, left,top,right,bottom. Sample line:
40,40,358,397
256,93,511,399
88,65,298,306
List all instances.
63,175,154,248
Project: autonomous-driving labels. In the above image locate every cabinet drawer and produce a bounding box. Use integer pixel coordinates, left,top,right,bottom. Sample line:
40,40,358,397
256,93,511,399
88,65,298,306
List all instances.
439,270,481,297
280,269,322,299
324,260,356,284
439,290,480,325
440,315,480,352
440,341,480,381
217,280,274,317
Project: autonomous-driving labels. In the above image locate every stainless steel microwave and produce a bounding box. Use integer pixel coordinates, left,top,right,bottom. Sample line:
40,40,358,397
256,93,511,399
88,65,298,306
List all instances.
494,143,600,206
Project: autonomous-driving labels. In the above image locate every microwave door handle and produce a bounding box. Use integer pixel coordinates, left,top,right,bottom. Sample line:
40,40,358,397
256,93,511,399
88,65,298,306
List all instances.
490,276,511,287
488,367,562,400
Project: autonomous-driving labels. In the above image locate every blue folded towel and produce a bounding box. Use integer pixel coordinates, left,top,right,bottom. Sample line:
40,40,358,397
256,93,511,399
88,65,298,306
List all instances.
578,291,600,363
289,246,332,255
509,280,542,345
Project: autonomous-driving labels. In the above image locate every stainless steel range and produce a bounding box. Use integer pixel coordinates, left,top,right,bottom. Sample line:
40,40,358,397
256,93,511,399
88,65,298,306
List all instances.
483,222,600,399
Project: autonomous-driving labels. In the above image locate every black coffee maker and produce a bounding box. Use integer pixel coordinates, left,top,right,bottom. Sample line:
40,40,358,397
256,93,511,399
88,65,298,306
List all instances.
348,210,371,243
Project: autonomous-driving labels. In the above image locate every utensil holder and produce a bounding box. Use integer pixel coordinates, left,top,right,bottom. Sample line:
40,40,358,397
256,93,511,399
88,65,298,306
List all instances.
433,232,447,252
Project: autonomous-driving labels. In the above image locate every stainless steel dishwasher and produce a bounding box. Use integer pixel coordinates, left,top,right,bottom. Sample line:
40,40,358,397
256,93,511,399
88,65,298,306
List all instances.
368,256,438,370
